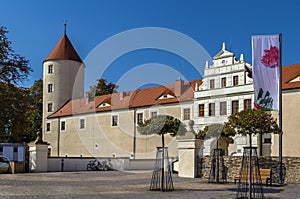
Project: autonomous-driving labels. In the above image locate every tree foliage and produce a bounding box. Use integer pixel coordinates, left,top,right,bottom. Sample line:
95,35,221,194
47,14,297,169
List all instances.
0,27,31,84
137,115,186,147
197,123,235,140
87,78,118,100
223,109,282,137
0,26,34,142
25,79,43,142
0,83,31,142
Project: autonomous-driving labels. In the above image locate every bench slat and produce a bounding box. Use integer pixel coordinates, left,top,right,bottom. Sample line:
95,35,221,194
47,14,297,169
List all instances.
234,168,272,186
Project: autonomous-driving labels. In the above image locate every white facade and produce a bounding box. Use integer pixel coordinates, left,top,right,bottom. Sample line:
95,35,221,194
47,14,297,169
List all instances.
193,43,271,156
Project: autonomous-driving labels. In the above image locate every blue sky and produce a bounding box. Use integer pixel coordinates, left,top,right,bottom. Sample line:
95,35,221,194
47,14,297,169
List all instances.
1,0,300,91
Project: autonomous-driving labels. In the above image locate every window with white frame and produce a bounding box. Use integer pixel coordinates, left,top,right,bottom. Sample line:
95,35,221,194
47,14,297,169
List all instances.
209,103,215,116
48,64,53,74
137,113,143,124
47,83,53,93
61,120,66,131
221,77,226,88
47,102,53,112
232,100,239,114
220,102,227,115
46,122,51,132
150,111,158,118
233,75,239,86
183,108,190,120
79,119,85,129
112,115,118,126
244,99,252,110
210,79,215,89
198,104,204,117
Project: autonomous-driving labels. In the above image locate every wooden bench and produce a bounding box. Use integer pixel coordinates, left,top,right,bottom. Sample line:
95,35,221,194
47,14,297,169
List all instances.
234,168,272,186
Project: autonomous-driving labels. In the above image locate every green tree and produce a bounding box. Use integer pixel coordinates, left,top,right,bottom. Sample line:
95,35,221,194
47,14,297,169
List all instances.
0,27,31,84
197,123,235,140
0,26,32,142
25,79,43,142
137,115,186,191
0,83,31,142
137,115,186,148
87,78,118,100
197,123,235,155
223,109,281,147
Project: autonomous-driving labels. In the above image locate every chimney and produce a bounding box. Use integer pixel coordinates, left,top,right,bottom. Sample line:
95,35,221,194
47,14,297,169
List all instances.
175,78,184,97
85,92,89,104
120,92,124,100
85,92,94,102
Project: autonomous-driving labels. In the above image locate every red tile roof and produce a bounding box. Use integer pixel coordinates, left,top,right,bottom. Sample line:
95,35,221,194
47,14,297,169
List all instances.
48,80,201,118
47,63,300,119
44,34,82,63
282,64,300,90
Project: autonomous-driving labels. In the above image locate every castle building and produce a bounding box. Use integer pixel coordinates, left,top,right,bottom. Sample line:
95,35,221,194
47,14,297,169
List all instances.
42,29,198,158
194,43,268,156
42,29,300,159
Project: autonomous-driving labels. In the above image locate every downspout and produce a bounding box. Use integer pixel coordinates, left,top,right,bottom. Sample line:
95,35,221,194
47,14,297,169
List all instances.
133,108,136,159
58,117,60,157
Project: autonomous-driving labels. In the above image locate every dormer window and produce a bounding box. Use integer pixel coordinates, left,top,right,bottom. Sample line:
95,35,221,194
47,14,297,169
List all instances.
158,94,175,100
98,103,111,108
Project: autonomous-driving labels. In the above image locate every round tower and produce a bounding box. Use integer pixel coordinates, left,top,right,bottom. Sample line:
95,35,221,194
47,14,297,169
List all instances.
42,27,84,138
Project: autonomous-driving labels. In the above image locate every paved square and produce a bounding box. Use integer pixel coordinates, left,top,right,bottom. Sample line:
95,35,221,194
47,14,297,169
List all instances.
0,171,297,198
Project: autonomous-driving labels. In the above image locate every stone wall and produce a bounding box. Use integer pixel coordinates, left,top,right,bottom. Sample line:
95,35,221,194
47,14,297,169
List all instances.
199,156,300,184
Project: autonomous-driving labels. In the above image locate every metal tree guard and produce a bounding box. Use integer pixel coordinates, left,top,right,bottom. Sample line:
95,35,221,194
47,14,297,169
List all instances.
236,147,264,199
209,148,226,183
150,147,174,191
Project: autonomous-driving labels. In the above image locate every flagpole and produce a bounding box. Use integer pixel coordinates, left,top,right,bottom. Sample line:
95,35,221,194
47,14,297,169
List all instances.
279,33,283,184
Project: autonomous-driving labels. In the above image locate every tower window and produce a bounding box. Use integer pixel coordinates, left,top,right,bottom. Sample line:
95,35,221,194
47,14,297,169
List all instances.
48,64,53,74
47,102,53,112
48,83,53,93
46,122,51,132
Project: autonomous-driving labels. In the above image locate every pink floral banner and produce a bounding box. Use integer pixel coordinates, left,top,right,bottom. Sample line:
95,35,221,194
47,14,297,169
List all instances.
252,35,280,111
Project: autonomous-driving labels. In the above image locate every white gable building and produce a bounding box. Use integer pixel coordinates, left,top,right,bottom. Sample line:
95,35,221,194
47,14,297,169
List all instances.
193,43,272,156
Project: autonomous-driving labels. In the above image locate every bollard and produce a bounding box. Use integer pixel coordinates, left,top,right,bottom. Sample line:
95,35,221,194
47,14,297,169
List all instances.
61,159,64,172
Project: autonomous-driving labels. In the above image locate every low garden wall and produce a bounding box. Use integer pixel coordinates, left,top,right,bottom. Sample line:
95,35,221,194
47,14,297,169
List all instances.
47,157,156,172
199,156,300,183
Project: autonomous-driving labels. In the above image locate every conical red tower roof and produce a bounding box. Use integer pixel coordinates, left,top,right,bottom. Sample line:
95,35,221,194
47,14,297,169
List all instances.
44,34,82,63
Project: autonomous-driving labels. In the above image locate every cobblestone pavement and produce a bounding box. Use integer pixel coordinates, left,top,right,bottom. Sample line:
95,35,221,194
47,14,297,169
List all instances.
0,171,298,199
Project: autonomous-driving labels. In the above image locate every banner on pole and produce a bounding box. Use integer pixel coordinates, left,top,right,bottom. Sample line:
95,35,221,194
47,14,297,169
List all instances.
252,34,280,111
